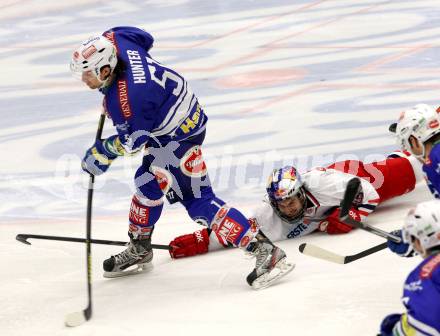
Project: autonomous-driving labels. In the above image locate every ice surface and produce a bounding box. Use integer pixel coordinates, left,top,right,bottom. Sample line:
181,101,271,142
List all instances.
1,1,438,335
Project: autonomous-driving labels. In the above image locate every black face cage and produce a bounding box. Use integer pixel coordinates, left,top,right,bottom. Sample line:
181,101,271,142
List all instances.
270,187,307,224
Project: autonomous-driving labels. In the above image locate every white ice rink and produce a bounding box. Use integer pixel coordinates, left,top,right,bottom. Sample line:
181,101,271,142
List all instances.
1,1,439,335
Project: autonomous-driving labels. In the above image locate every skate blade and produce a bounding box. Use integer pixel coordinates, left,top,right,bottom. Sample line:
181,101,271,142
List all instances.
251,258,295,290
103,262,153,278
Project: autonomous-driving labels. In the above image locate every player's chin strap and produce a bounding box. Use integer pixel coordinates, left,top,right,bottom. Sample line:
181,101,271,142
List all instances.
94,69,114,89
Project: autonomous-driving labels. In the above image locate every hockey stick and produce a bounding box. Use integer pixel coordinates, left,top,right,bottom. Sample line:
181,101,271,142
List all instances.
15,233,171,250
65,113,105,327
299,178,400,264
298,242,388,264
339,177,401,243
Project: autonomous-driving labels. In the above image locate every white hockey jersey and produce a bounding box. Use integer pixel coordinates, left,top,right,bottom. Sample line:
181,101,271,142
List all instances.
209,167,380,250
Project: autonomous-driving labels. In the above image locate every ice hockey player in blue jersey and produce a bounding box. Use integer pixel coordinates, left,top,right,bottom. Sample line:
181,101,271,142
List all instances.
378,200,440,336
390,103,440,199
69,26,294,289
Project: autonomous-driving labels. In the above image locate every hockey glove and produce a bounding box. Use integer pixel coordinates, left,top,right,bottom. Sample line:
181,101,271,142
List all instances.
387,230,415,257
378,313,401,336
318,208,359,234
82,135,121,176
169,228,210,259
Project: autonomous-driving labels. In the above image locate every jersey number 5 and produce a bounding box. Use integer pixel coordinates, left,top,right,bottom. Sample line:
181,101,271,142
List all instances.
146,56,183,96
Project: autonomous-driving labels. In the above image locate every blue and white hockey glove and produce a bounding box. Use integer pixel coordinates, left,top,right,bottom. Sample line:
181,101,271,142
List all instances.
82,135,122,176
387,230,415,257
378,313,401,336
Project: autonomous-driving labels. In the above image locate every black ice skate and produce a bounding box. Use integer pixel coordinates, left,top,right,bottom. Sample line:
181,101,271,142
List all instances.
246,239,295,290
103,237,153,278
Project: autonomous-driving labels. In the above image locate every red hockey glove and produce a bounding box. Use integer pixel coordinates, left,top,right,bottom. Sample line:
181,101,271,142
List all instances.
318,208,360,234
169,228,210,259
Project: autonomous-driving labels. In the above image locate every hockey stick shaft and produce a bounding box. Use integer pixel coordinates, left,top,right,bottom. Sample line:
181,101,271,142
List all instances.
340,216,401,243
16,233,171,250
65,113,105,327
339,177,401,243
340,177,362,219
83,113,106,322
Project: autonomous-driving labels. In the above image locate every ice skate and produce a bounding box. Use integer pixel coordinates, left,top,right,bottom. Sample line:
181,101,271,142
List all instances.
246,240,295,290
103,237,153,278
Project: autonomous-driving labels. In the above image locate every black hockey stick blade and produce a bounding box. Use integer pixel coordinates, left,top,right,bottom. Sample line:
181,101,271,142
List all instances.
339,177,361,219
299,242,388,264
16,234,31,245
389,123,397,133
344,242,388,263
15,233,171,250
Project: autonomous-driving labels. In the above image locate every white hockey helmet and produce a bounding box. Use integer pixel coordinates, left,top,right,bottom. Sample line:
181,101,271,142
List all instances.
70,35,117,80
390,104,440,157
403,200,440,253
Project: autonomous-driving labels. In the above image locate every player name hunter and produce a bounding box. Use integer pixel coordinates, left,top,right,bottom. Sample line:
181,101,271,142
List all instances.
126,50,146,84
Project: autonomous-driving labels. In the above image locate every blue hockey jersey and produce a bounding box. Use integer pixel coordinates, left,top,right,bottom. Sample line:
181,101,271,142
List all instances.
101,26,207,153
393,254,440,336
423,142,440,199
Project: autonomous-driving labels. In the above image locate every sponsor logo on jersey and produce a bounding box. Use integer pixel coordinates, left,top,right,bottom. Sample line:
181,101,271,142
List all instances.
115,121,129,132
420,254,440,279
216,217,243,245
180,104,202,134
126,50,146,84
180,145,207,177
82,45,97,59
404,279,423,292
117,80,132,118
151,166,173,194
287,223,308,238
